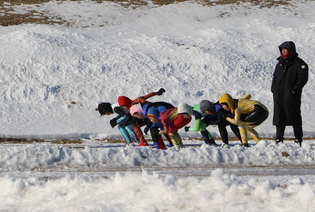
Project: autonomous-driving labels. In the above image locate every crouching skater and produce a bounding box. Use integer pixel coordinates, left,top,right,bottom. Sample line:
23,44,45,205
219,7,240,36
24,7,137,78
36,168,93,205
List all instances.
130,101,174,149
218,94,269,147
159,103,193,150
199,100,242,148
117,88,166,146
184,102,218,146
96,102,139,146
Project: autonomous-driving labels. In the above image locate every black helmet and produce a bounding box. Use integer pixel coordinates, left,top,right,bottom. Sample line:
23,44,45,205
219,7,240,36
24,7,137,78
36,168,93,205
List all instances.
96,102,113,116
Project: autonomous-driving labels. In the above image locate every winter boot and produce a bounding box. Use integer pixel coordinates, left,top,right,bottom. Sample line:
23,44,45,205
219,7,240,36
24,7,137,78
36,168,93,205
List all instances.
200,130,217,146
151,142,159,148
295,139,302,147
208,138,218,147
275,138,283,145
173,144,184,151
242,143,250,147
138,140,149,146
221,143,230,149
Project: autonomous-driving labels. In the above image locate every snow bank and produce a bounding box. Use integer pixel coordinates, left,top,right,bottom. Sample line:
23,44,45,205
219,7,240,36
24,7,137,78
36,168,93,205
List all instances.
1,169,315,212
1,140,315,172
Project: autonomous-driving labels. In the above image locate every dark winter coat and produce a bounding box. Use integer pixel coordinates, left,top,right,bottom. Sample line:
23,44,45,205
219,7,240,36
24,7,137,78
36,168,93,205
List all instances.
271,41,308,126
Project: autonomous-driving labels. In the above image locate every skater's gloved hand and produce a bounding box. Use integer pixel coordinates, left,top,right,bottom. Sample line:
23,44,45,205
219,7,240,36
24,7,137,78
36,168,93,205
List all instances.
225,112,234,118
110,118,118,128
157,88,166,96
159,130,167,135
143,125,150,135
222,112,232,119
221,114,227,120
184,126,190,132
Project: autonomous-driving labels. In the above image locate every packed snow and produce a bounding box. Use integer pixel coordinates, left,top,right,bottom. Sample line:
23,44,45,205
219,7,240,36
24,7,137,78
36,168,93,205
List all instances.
1,0,315,211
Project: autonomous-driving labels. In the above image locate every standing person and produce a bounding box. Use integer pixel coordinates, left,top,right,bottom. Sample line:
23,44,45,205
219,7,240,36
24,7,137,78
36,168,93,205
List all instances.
159,103,193,150
96,102,139,146
271,41,308,147
219,94,269,147
117,88,166,146
130,101,174,149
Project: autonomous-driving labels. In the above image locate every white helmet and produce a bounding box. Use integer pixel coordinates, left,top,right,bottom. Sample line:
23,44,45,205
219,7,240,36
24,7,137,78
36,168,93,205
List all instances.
177,103,193,116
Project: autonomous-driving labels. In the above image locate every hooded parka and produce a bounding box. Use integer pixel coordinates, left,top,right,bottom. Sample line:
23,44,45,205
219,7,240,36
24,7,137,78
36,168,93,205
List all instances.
271,41,308,126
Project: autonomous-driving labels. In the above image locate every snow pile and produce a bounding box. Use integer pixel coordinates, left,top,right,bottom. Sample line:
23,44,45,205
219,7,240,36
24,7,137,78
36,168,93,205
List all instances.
1,140,315,172
1,169,315,211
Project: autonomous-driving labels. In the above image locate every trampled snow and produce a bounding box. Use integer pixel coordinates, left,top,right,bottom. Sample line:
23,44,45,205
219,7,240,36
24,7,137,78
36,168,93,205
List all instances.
1,1,315,211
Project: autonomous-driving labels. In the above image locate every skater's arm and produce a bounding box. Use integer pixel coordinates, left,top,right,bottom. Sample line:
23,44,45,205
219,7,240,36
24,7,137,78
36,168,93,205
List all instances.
141,88,166,100
226,108,241,125
114,106,128,116
292,61,308,93
186,119,202,131
211,110,227,125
